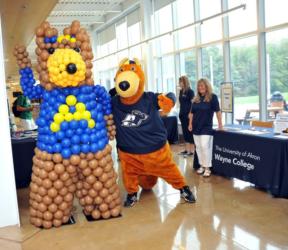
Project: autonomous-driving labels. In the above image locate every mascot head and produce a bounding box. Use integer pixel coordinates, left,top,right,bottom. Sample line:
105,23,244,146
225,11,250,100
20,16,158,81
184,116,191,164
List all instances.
114,58,145,105
14,20,94,91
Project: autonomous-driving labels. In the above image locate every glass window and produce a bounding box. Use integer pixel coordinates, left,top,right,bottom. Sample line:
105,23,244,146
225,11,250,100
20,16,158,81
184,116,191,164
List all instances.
180,50,197,89
128,22,141,46
202,44,224,96
266,28,288,117
129,45,142,59
230,36,259,121
117,50,129,62
201,17,222,44
175,0,194,27
116,21,128,50
200,0,221,18
177,26,195,50
162,55,176,93
265,0,288,27
155,4,173,34
153,58,163,92
228,0,257,37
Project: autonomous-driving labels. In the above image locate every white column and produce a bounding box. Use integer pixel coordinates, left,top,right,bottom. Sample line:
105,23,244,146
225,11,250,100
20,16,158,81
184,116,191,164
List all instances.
0,15,20,228
194,0,202,79
257,0,268,121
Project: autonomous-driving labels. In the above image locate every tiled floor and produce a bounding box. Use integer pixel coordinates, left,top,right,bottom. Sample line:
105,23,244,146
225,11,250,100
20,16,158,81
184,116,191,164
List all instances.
0,144,288,250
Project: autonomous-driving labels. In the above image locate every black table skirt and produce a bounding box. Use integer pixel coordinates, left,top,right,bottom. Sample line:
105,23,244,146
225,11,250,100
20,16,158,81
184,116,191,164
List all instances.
161,116,179,144
12,138,36,188
194,129,288,198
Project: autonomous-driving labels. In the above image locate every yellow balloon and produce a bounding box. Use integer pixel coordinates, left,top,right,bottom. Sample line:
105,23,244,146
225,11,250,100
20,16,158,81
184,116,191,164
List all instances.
54,113,64,124
66,95,77,106
59,104,69,114
88,119,95,128
73,111,82,121
83,111,91,120
64,113,74,122
50,122,60,132
76,102,86,113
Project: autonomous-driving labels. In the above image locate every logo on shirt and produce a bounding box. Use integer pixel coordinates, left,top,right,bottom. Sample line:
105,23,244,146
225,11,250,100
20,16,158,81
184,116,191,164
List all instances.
121,110,148,127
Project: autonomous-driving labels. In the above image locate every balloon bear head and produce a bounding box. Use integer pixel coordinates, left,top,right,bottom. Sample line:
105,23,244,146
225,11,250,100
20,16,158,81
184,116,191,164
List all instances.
15,20,94,91
114,58,145,104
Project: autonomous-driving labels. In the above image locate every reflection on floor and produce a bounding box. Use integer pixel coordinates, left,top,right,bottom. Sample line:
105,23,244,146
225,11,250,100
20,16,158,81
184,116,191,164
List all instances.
0,144,288,250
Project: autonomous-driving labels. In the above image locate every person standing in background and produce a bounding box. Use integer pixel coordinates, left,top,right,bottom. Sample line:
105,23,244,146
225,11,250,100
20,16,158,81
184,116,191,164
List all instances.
188,78,223,177
16,92,37,130
178,76,195,157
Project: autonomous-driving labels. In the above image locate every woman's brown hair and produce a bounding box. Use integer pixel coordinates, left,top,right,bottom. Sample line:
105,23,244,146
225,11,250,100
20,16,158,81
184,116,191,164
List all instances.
179,76,191,93
193,78,213,103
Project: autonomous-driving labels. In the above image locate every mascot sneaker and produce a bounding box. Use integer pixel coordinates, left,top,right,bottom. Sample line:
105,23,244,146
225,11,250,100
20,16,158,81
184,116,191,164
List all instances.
180,186,196,203
124,192,138,207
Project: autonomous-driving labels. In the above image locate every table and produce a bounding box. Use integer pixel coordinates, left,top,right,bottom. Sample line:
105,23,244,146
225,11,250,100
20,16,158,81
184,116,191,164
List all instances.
161,116,179,144
204,126,288,198
12,137,36,188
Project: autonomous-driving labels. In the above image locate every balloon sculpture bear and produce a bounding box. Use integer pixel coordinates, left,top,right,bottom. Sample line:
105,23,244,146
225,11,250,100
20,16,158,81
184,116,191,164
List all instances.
14,20,121,229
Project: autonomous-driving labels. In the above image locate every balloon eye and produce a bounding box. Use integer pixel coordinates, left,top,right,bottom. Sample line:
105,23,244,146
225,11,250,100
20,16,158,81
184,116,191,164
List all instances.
47,48,55,54
74,47,81,53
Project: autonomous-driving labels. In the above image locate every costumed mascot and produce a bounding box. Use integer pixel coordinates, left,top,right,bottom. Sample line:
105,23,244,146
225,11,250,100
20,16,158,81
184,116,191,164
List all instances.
13,20,121,229
112,58,196,207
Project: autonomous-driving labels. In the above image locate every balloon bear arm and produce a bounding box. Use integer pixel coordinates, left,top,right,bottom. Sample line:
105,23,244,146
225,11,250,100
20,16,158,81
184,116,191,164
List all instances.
104,115,116,140
19,67,44,100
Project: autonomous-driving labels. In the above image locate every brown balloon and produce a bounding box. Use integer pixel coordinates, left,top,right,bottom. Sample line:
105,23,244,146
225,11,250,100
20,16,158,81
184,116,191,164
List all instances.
70,155,80,166
52,154,63,163
54,195,63,205
101,210,111,219
48,187,58,198
53,219,62,227
99,188,109,198
91,210,101,220
94,196,103,205
93,181,103,191
54,164,65,175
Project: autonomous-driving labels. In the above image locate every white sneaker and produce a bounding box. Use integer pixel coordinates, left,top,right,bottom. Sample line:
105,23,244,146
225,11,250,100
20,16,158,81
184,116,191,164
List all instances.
203,169,211,177
197,167,205,175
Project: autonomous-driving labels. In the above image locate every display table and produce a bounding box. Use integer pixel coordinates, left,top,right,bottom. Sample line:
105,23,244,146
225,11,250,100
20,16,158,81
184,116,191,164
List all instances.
194,125,288,198
11,137,36,188
161,116,178,144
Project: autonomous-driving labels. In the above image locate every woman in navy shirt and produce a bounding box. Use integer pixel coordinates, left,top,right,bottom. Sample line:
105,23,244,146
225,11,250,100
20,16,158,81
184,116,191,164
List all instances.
188,78,223,177
178,76,195,156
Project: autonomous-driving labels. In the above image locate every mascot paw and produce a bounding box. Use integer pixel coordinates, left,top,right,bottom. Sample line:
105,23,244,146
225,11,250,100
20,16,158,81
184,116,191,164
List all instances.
158,95,174,113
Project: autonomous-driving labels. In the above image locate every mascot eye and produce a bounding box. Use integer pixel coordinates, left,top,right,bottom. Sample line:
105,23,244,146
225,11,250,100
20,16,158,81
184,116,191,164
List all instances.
74,47,81,53
120,68,124,72
131,67,135,71
47,48,55,54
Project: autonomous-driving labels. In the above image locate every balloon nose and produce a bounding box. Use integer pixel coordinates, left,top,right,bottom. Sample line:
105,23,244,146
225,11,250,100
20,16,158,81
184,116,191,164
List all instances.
66,63,77,74
119,81,130,91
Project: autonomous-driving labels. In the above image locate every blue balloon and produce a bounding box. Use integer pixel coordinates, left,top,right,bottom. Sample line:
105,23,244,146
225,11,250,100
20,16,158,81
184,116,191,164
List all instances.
77,94,86,102
69,106,76,113
71,145,80,154
44,37,50,43
62,148,71,159
90,143,99,153
79,120,88,129
60,121,69,131
81,134,90,144
49,135,57,144
62,138,71,148
56,131,65,140
66,129,74,138
71,135,80,144
84,128,91,134
53,143,62,153
98,139,105,150
50,36,57,43
81,144,90,153
76,128,83,135
90,134,97,142
69,120,78,129
57,94,66,103
36,118,46,127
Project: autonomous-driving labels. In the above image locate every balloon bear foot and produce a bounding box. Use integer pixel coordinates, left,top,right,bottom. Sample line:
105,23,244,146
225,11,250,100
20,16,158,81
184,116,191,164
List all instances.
29,145,121,229
83,210,122,222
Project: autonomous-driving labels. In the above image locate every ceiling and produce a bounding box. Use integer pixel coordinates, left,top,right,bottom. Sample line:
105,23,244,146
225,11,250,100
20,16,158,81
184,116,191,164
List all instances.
1,0,127,87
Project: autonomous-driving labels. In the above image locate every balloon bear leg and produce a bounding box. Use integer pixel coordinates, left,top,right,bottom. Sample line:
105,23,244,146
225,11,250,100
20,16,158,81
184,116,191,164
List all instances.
74,144,121,220
29,145,121,229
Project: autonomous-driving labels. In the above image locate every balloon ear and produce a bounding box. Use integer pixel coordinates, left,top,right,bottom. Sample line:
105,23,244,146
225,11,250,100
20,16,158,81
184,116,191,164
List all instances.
118,57,129,67
133,58,141,66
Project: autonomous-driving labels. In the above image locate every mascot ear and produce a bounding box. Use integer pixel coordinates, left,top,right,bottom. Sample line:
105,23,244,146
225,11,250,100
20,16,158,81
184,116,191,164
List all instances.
119,57,129,67
133,58,141,66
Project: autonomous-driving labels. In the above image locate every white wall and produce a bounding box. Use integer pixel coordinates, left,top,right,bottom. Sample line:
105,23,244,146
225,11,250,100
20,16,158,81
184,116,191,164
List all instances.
0,15,20,227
